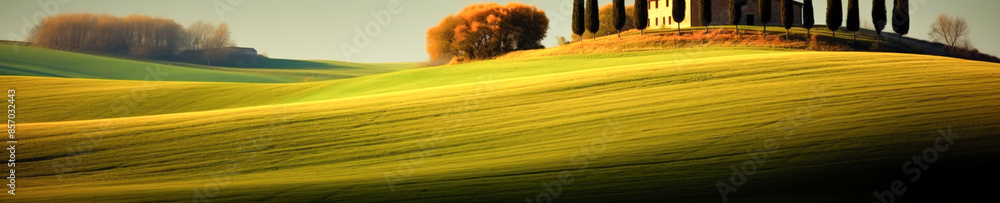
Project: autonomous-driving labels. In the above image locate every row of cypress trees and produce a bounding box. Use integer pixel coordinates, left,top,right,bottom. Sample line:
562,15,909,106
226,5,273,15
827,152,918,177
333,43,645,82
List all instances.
572,0,606,41
815,0,909,42
734,0,909,42
573,0,643,41
573,0,911,43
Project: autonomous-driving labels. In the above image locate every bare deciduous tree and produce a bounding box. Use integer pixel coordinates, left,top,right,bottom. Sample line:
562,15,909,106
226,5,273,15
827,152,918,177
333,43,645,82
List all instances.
186,21,215,50
208,23,234,49
929,14,973,50
204,23,235,63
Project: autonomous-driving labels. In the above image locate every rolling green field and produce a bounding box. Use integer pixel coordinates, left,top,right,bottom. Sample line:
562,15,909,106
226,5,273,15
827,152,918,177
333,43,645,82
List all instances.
8,48,791,123
0,45,418,83
154,58,419,82
6,44,1000,202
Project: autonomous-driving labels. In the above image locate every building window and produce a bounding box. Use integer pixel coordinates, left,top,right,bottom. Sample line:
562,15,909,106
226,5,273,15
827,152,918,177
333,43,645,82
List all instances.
655,18,659,26
668,17,671,25
665,0,670,7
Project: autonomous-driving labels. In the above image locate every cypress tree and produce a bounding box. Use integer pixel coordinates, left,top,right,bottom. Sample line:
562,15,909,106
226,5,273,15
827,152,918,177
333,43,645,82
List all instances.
758,0,772,34
827,0,843,38
730,0,743,35
846,0,860,40
892,0,909,43
573,0,586,42
673,0,687,35
614,0,626,37
803,0,815,36
872,0,887,42
635,0,649,35
780,0,794,38
586,0,600,41
702,0,713,32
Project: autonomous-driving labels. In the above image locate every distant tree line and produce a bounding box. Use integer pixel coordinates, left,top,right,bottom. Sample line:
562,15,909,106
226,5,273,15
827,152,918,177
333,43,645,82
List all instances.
29,13,233,58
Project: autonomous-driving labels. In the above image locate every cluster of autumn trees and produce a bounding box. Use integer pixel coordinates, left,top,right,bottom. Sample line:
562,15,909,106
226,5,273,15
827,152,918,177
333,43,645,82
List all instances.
29,13,233,58
426,3,549,64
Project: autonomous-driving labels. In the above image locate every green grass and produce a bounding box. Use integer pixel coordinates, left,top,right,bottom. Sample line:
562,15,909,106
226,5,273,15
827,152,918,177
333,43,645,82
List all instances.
8,48,1000,202
0,46,289,83
154,58,420,82
7,48,793,123
0,45,419,83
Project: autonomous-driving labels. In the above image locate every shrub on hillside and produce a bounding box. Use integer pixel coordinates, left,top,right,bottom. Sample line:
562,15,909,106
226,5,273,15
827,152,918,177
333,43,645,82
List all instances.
557,36,572,46
426,3,549,65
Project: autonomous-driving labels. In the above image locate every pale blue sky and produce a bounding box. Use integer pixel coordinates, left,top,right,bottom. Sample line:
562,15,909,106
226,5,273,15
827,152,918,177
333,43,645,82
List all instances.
2,0,998,62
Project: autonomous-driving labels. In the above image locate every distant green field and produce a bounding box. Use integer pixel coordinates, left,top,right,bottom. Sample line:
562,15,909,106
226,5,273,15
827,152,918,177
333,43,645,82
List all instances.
0,46,289,83
0,45,419,83
8,48,1000,202
155,58,419,82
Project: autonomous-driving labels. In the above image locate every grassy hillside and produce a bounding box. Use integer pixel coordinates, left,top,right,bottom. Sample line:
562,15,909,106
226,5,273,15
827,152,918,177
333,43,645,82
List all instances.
7,48,792,123
0,45,419,83
9,49,1000,202
544,25,999,63
155,58,419,82
0,45,289,83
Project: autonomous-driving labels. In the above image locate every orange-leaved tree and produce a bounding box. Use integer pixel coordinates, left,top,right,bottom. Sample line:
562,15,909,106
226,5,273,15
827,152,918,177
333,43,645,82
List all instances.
426,3,549,65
